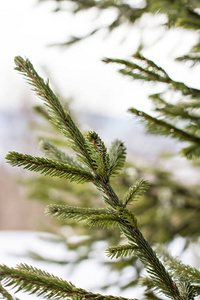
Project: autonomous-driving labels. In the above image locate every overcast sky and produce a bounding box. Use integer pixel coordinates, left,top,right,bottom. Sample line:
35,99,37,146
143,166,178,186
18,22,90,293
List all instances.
0,0,199,117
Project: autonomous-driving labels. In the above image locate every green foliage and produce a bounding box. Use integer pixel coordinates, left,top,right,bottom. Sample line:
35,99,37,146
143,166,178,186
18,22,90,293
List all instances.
1,56,193,300
21,148,200,243
155,246,200,285
0,264,75,300
123,179,149,206
103,53,200,99
0,264,135,300
87,131,110,178
141,245,200,300
87,213,120,229
128,107,200,143
46,204,110,221
14,56,94,170
109,139,126,177
20,150,200,294
106,244,138,259
5,151,94,183
103,54,200,159
37,0,200,161
2,0,200,298
12,57,129,184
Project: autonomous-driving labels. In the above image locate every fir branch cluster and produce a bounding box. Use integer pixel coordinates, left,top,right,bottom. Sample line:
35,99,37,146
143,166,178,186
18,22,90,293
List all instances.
1,56,199,300
103,52,200,159
10,57,127,187
2,1,200,298
141,245,200,300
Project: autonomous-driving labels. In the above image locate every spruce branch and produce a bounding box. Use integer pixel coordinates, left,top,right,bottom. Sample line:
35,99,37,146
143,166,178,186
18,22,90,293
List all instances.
106,244,138,259
42,149,182,299
46,204,110,221
128,108,200,145
87,131,110,178
0,264,137,300
103,55,170,83
155,246,200,285
0,264,74,300
140,276,158,293
46,176,181,298
149,93,200,124
103,54,200,99
14,56,94,170
141,277,195,300
108,139,126,177
116,207,138,229
38,0,200,51
123,179,149,206
94,178,122,209
46,0,146,47
103,54,200,159
115,221,181,299
87,214,121,229
13,56,127,206
8,57,185,300
5,151,94,184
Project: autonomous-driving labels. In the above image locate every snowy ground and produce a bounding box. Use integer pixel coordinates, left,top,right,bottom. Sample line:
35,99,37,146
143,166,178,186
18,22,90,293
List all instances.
0,231,145,299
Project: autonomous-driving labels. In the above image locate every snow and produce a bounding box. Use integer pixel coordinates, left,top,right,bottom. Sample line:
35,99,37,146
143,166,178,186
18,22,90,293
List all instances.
0,230,143,299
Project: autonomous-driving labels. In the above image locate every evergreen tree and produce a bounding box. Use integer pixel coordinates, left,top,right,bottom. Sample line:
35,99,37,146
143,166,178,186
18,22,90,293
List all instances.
0,54,200,299
17,79,188,292
1,0,200,299
31,0,200,282
22,101,200,292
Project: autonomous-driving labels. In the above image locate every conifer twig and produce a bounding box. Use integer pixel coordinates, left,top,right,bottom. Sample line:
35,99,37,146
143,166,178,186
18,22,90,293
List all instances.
87,131,110,178
0,264,136,300
155,246,200,285
103,54,200,99
46,204,111,221
149,93,200,124
14,56,95,170
109,139,126,177
3,56,185,300
5,151,94,183
106,244,138,259
123,179,149,206
128,108,200,144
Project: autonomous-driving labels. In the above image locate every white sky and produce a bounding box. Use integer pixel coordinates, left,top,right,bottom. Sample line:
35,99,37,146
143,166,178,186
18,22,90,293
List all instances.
0,0,199,117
